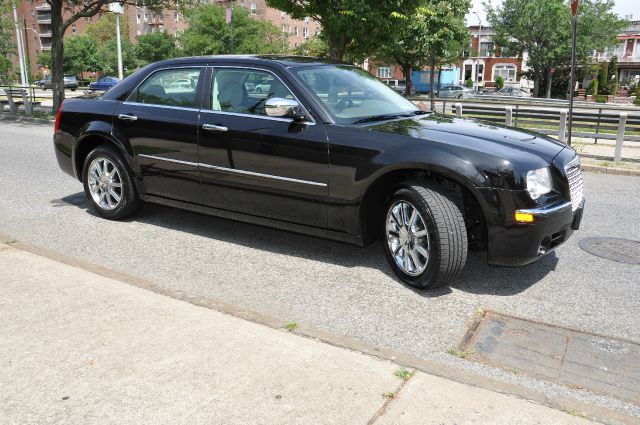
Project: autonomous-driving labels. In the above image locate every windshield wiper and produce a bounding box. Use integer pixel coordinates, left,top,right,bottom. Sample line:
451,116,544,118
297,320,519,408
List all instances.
352,110,429,124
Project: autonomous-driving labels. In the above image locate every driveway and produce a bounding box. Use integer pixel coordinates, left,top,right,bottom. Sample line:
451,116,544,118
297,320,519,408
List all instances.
1,121,638,419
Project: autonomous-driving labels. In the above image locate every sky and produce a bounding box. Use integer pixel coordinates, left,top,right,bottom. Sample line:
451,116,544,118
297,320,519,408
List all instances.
466,0,640,25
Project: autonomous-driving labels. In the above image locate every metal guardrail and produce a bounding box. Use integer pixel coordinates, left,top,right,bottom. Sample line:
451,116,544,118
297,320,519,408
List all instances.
446,102,639,162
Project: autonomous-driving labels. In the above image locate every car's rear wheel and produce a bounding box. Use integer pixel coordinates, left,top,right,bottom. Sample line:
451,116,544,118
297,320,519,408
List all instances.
82,145,143,220
382,182,468,289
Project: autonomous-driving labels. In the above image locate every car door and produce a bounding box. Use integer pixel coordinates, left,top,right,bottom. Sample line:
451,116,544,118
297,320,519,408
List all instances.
198,66,329,227
114,66,204,202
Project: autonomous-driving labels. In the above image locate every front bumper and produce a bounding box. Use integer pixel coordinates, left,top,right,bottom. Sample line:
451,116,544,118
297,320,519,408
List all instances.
487,198,585,266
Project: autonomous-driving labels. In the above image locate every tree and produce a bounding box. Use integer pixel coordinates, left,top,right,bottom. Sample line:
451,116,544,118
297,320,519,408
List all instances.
266,0,420,61
378,0,469,100
86,12,129,44
135,32,176,64
292,36,328,57
486,0,628,98
597,60,608,94
63,35,99,77
0,0,15,83
179,4,284,56
48,0,178,112
97,37,137,76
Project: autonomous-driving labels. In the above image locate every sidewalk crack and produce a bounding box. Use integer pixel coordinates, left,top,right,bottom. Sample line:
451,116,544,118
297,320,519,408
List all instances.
366,369,415,425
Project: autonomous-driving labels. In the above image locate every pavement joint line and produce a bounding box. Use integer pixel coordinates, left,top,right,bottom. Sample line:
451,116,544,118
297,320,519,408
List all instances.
1,233,637,425
366,370,416,425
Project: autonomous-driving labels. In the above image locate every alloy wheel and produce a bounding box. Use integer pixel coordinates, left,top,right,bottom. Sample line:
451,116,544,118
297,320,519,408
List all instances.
386,200,431,276
87,157,123,211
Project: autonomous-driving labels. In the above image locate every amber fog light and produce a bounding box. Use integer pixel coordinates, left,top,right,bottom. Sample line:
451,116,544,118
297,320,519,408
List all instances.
515,212,534,223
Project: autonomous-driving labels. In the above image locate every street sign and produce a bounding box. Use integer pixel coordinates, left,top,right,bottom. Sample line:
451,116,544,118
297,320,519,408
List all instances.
571,0,579,16
108,3,124,14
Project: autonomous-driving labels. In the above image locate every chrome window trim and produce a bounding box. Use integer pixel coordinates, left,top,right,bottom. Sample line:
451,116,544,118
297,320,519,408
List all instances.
138,154,327,187
122,101,200,112
199,108,314,125
125,65,205,105
208,65,316,124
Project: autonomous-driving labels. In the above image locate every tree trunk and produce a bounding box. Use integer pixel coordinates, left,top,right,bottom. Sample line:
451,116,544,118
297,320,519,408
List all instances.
437,65,443,97
546,67,553,99
533,72,540,98
429,53,436,111
401,62,412,97
51,0,65,113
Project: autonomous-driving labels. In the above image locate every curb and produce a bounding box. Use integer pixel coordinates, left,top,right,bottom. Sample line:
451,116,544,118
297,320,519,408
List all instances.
0,114,53,125
582,164,640,176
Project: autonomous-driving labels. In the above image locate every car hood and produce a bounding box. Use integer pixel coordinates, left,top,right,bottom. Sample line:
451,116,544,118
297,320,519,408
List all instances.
367,113,566,163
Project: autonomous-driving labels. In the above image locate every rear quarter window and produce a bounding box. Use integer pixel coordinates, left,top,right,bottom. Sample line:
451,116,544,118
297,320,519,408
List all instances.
135,68,202,108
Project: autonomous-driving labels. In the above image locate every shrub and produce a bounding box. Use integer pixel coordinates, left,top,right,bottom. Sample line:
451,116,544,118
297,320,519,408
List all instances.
586,79,598,95
495,76,505,90
465,78,474,88
594,95,608,103
634,97,640,107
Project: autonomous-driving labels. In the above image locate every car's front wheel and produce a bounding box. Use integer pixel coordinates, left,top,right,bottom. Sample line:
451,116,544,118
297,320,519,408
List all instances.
382,182,468,289
82,145,143,220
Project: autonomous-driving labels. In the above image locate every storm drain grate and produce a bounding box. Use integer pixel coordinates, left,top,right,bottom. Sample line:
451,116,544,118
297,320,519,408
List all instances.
579,237,640,264
458,312,640,405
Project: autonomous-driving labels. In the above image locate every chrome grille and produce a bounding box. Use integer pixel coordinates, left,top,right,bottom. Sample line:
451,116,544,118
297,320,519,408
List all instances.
564,156,583,212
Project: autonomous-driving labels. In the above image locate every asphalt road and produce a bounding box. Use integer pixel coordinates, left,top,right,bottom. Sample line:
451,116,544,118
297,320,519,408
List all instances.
1,121,639,418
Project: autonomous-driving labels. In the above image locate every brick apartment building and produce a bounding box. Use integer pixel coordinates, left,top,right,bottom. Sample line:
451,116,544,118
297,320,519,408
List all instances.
8,0,319,78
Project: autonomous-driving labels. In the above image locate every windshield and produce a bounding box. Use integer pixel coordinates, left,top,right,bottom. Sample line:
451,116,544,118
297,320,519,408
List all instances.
292,65,419,124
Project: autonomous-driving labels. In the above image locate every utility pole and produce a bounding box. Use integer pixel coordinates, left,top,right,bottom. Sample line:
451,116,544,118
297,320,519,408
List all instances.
109,3,125,80
12,1,28,87
473,12,482,93
568,0,579,146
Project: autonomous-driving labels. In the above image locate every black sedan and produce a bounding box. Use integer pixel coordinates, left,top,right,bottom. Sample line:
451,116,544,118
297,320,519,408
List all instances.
53,55,584,289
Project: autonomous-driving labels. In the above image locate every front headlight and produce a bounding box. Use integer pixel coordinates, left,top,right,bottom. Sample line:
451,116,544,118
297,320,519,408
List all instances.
526,167,552,200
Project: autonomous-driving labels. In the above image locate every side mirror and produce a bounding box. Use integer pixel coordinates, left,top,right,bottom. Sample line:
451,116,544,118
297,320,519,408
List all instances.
265,97,301,119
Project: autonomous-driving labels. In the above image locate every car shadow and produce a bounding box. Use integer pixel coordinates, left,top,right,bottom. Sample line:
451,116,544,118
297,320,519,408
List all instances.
52,192,558,297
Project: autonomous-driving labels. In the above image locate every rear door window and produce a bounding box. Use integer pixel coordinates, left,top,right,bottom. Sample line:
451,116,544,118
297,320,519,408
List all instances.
136,68,203,108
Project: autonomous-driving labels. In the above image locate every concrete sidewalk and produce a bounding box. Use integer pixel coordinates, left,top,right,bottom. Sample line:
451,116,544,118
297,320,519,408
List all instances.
0,245,594,425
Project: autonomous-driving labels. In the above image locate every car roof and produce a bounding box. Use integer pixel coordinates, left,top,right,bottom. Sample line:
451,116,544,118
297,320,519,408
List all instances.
148,55,348,69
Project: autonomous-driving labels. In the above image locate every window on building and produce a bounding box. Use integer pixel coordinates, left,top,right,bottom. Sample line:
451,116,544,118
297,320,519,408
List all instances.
304,17,310,23
71,24,76,34
136,14,140,24
303,27,309,38
479,42,495,57
281,24,287,33
377,67,392,79
294,26,298,36
174,11,179,23
250,2,257,14
144,12,148,22
493,64,517,82
85,16,91,22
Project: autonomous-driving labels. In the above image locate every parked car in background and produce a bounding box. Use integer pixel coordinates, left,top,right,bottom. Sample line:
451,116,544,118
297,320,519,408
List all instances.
383,80,407,94
37,75,79,91
494,87,531,97
53,55,584,289
438,85,473,99
89,77,120,92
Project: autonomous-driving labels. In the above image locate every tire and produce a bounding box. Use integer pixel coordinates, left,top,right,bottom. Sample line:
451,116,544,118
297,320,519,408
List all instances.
382,181,468,289
82,145,143,220
71,88,76,92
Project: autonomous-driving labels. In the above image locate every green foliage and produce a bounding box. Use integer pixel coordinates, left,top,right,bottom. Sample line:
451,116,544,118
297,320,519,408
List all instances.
37,51,52,69
594,94,608,103
86,13,130,44
0,55,12,84
0,0,15,83
486,0,628,97
377,0,470,95
598,61,608,94
97,37,137,76
267,0,421,61
135,32,176,64
292,37,329,57
587,79,598,95
634,96,640,106
180,4,284,56
495,76,505,89
63,35,99,77
465,78,474,88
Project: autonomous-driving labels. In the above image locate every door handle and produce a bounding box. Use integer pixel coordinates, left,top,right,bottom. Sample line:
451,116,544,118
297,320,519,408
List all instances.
202,123,228,133
117,114,138,122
